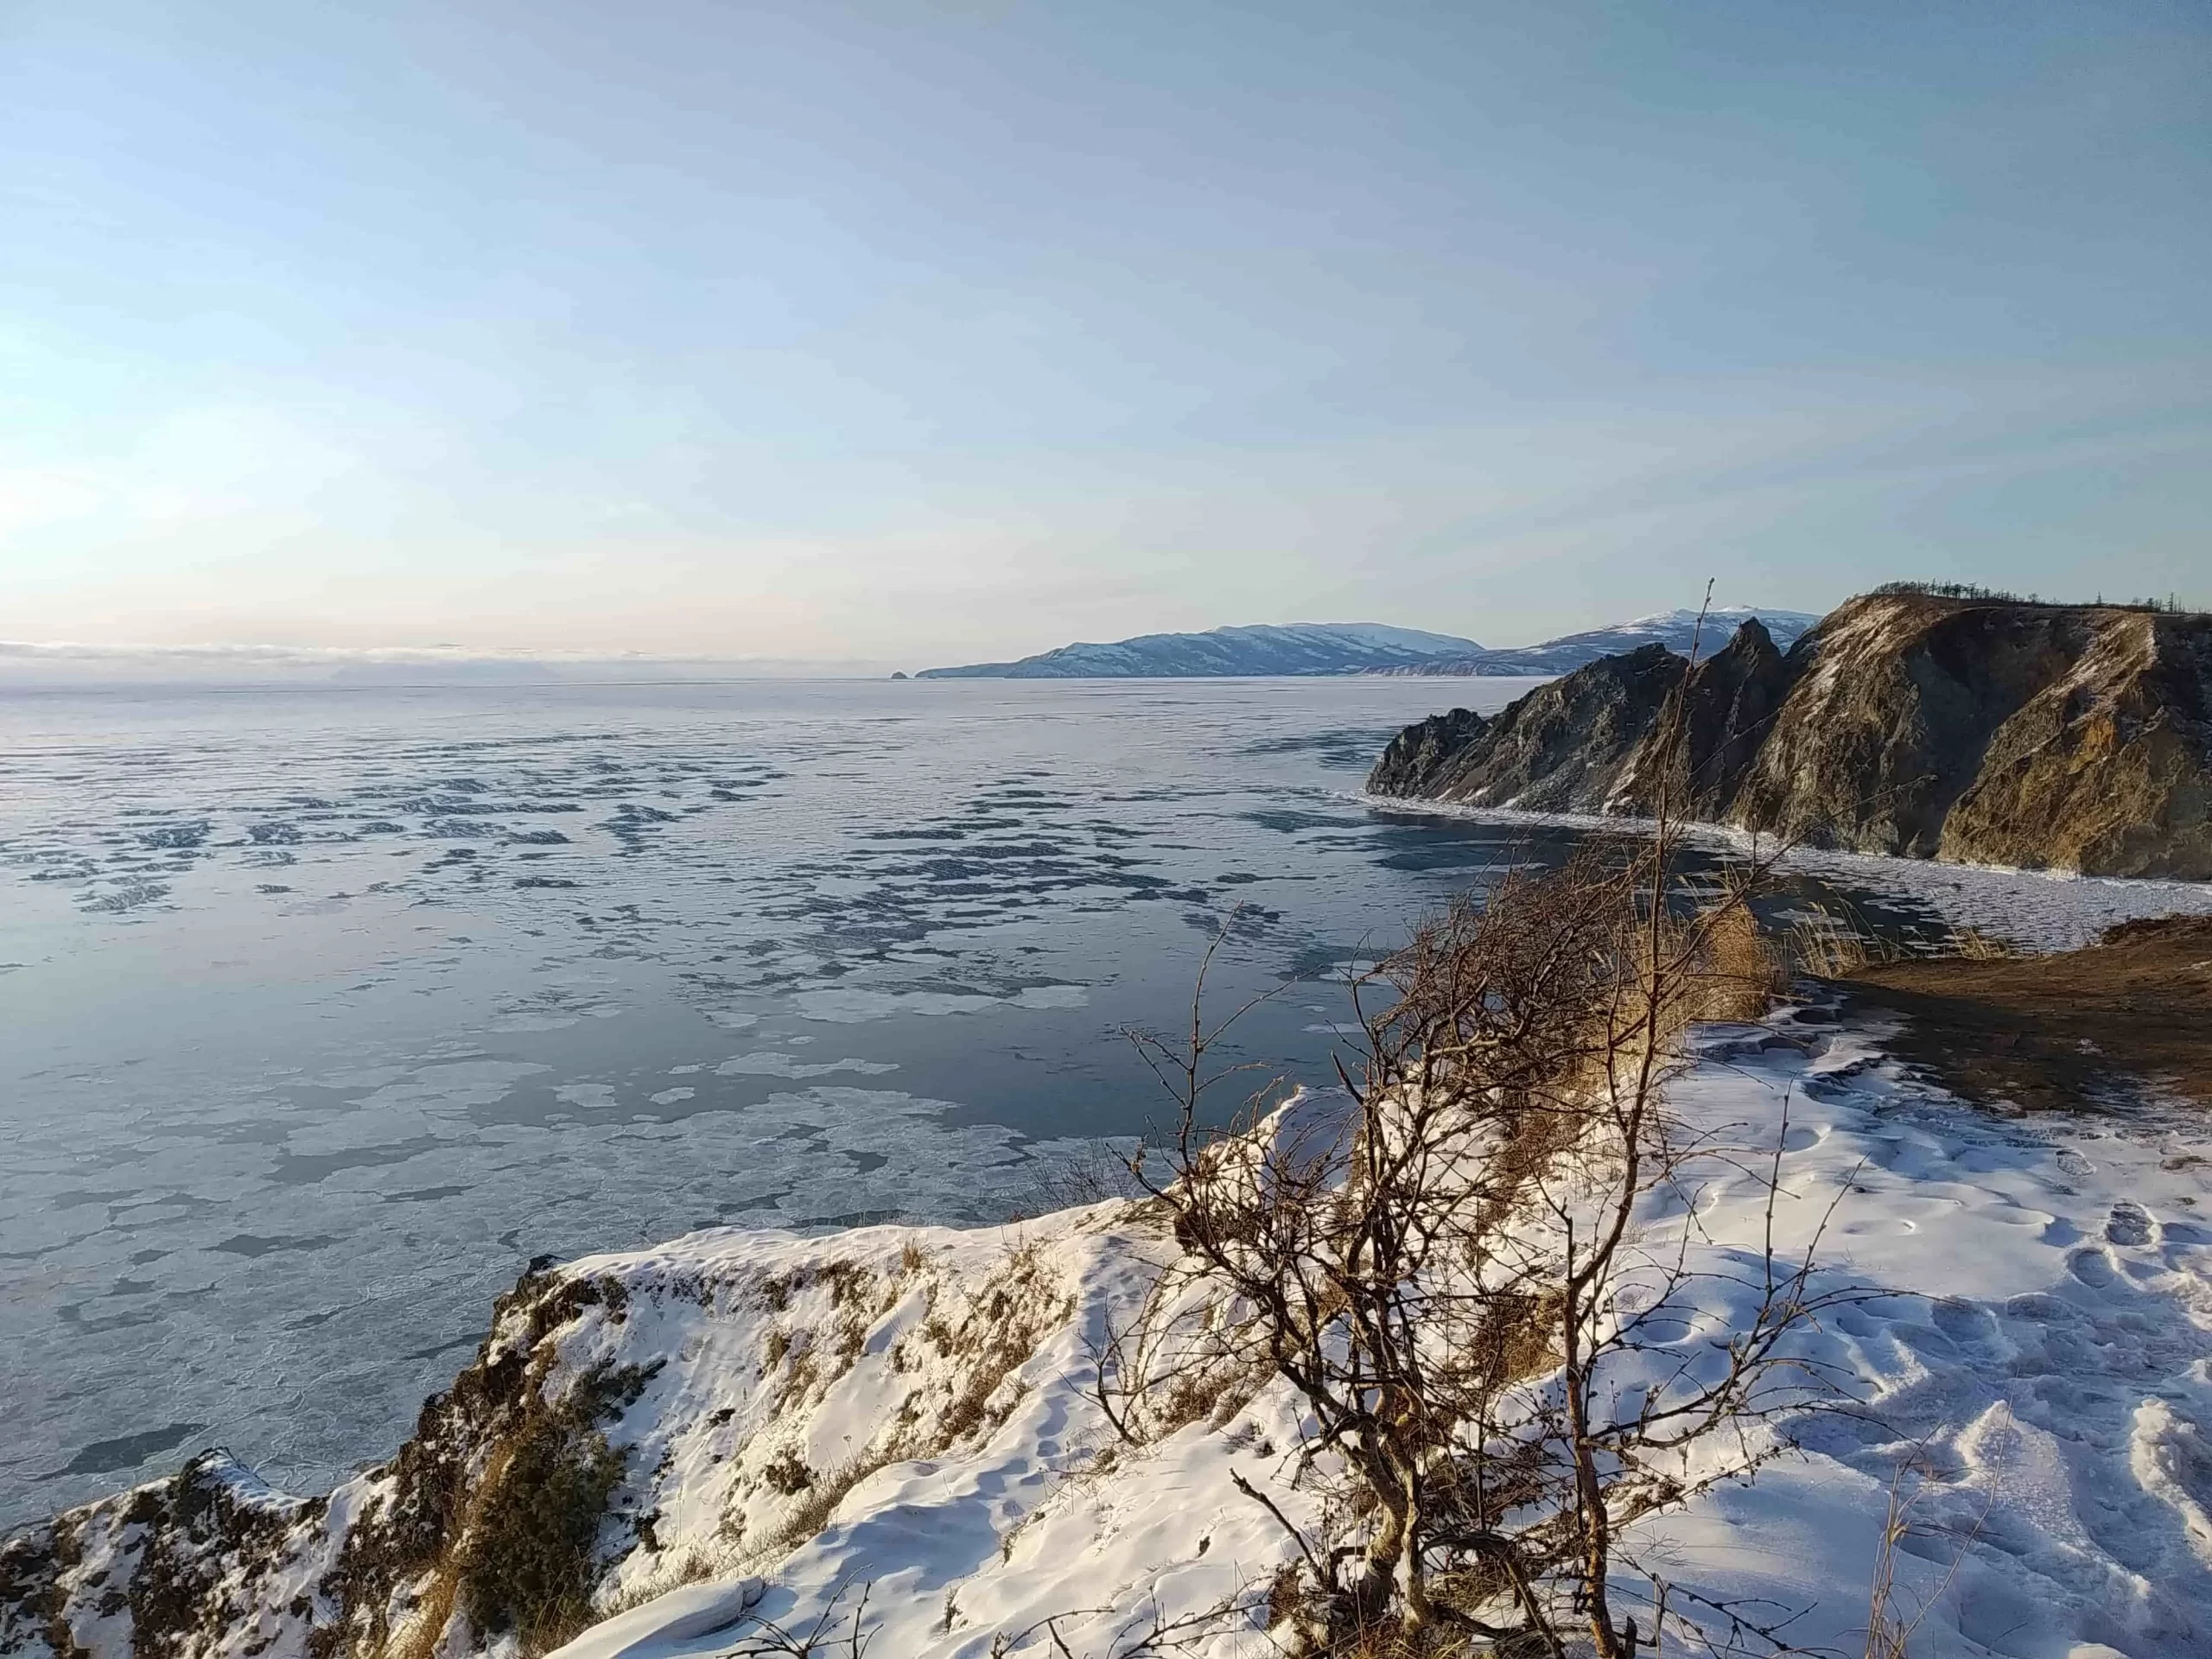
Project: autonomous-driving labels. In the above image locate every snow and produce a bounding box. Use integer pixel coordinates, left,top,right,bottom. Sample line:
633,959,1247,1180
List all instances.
512,1016,2212,1656
25,1010,2212,1658
1618,606,1821,638
543,1581,764,1659
1262,623,1486,655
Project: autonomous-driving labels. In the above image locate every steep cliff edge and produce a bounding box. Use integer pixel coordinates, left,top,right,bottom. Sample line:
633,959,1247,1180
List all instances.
1369,594,2212,880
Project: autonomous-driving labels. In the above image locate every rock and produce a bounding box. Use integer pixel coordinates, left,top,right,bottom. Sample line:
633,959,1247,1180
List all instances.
1366,707,1488,797
1369,593,2212,880
1363,640,1684,813
1613,618,1795,818
1733,594,2212,877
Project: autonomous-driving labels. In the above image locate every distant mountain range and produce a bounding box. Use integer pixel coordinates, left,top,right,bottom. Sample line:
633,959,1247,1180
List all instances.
1370,607,1821,677
914,609,1819,679
915,622,1484,678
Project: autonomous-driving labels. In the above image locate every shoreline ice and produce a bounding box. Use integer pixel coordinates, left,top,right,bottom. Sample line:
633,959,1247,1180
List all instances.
1357,791,2212,953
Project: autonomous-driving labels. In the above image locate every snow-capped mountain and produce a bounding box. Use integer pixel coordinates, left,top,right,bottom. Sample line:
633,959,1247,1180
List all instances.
914,621,1485,678
1389,606,1822,677
913,609,1819,679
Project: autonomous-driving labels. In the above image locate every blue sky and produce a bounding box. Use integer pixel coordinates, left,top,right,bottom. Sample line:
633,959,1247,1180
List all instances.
3,0,2207,664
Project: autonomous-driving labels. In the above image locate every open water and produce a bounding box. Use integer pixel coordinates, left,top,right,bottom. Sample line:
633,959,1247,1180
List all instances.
0,677,2063,1526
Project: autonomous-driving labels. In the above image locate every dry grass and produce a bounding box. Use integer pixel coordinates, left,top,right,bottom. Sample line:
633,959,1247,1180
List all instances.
736,1452,898,1571
1784,906,2017,980
768,1344,819,1418
1691,899,1785,1020
1783,906,1885,977
1948,925,2016,960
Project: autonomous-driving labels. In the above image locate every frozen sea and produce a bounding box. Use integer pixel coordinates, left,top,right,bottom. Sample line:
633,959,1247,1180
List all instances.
5,675,2206,1529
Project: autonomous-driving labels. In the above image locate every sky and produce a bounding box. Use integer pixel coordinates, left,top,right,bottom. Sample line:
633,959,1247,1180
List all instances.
3,0,2208,669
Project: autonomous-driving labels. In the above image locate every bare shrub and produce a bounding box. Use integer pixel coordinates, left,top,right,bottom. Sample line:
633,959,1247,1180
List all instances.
1103,615,1853,1657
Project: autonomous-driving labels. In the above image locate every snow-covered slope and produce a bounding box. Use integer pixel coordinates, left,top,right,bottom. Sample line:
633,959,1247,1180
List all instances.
10,1014,2212,1657
915,622,1485,678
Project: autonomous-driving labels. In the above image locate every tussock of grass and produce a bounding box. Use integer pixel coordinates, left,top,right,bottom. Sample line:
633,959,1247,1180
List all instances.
1691,901,1784,1020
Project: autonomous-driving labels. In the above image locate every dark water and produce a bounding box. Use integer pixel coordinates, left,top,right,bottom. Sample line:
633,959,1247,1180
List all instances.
0,677,1960,1526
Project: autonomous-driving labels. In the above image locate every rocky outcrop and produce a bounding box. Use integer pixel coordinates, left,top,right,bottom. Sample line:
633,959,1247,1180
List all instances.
1734,595,2212,876
1373,607,1820,677
1612,619,1796,819
1368,642,1685,812
1366,707,1490,797
1369,594,2212,880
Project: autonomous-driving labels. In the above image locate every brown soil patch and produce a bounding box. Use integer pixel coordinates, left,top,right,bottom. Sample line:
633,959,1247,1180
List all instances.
1832,915,2212,1111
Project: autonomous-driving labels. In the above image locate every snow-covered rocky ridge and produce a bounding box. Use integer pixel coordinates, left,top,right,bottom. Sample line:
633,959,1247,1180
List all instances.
1368,607,1821,678
9,1011,2212,1659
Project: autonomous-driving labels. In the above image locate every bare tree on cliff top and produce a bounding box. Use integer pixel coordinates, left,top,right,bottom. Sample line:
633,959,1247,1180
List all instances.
1105,611,1851,1656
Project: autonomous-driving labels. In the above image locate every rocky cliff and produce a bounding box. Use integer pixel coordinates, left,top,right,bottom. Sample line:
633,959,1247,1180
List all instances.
1367,641,1682,810
1368,593,2212,880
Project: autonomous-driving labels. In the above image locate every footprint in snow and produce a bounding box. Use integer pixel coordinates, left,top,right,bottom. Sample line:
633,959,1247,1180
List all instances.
1931,1297,2001,1349
2068,1247,2118,1289
2107,1201,2155,1249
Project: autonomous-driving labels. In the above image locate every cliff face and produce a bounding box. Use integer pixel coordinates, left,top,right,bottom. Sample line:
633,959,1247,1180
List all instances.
1613,619,1794,820
1369,594,2212,880
1939,617,2212,876
1365,706,1490,797
1365,642,1683,812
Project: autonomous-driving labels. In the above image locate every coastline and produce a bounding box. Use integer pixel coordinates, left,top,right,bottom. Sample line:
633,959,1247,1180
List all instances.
1356,790,2212,951
12,1006,2212,1659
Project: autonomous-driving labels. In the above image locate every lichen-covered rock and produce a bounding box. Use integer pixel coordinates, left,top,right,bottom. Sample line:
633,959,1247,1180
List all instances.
1370,594,2212,879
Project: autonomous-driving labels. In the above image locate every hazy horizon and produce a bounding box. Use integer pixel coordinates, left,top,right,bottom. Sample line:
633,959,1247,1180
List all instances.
6,1,2208,659
0,598,1845,683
